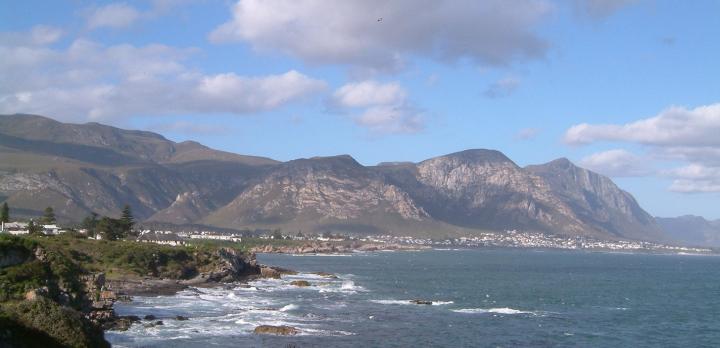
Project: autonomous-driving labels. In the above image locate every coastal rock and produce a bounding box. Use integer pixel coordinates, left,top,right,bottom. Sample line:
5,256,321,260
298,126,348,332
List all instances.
253,325,300,336
144,315,156,320
313,272,338,279
203,248,260,283
290,280,311,287
260,266,281,279
410,299,433,305
105,316,140,331
175,315,189,321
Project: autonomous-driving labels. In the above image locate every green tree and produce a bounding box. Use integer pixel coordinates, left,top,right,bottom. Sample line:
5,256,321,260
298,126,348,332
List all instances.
96,217,120,241
27,220,42,235
120,204,135,235
41,207,56,225
81,212,99,237
1,202,8,223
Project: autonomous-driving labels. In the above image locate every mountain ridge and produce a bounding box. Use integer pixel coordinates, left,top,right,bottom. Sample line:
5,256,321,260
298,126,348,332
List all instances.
0,114,671,241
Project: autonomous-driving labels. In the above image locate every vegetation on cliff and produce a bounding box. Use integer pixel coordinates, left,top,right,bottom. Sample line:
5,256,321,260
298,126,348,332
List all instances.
0,233,259,347
0,297,109,348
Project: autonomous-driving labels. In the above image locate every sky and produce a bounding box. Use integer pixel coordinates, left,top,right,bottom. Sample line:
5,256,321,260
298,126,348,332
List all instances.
1,0,719,219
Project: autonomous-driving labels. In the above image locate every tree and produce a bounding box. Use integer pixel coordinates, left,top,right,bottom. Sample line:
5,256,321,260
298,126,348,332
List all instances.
41,207,56,225
120,204,135,235
0,202,8,223
27,220,42,235
82,212,99,237
97,216,123,241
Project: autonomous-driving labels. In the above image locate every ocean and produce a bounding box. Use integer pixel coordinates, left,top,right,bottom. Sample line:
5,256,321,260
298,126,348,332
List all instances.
107,249,720,347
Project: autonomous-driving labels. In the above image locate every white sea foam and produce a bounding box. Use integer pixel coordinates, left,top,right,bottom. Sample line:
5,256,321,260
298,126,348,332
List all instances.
370,299,413,305
370,299,453,306
432,301,454,306
279,304,299,312
452,307,535,315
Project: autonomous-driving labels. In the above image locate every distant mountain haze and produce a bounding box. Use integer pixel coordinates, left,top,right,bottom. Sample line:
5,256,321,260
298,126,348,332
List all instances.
656,215,720,247
0,114,680,242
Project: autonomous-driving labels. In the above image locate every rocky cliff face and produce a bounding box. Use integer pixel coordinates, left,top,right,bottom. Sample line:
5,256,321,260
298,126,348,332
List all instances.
0,114,273,222
379,150,591,236
525,158,666,241
0,114,668,241
204,155,428,231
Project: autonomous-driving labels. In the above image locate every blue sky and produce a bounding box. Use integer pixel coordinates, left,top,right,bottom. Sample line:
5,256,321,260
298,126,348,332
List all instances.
1,0,719,219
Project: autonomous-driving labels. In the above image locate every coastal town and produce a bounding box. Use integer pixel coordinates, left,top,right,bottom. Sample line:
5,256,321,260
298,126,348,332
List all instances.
1,218,712,255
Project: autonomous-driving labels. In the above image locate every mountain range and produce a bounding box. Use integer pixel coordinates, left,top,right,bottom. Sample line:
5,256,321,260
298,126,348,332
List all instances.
0,113,690,243
656,216,720,247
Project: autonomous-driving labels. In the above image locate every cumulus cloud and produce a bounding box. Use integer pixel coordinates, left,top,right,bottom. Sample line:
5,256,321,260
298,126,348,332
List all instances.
210,0,552,70
666,164,720,193
580,149,650,177
565,103,720,193
86,3,142,29
332,81,406,108
331,81,423,134
0,30,326,122
484,77,520,98
564,104,720,147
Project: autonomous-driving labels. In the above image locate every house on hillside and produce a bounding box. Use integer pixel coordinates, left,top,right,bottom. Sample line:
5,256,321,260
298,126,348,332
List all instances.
42,224,63,235
189,232,242,243
137,231,187,246
1,222,29,235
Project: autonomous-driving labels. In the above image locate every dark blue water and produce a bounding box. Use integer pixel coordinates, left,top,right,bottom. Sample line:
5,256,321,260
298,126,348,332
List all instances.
108,249,720,347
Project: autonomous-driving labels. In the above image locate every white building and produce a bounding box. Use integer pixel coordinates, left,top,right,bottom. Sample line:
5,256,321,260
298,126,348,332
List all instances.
137,231,187,246
1,222,29,235
189,232,242,243
42,224,62,235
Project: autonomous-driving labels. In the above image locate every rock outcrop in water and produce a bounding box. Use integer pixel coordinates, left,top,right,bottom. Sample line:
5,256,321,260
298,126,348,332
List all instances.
253,325,300,335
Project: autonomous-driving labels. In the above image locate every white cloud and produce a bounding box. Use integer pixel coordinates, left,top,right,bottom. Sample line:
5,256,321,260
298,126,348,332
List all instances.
210,0,552,70
87,3,142,29
0,30,326,122
564,104,720,147
332,81,406,108
355,105,424,134
331,80,423,134
565,103,720,193
195,71,326,113
580,149,651,177
666,164,720,193
484,77,520,98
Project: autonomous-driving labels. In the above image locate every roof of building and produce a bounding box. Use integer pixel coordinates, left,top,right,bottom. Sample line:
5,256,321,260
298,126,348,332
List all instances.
137,232,186,242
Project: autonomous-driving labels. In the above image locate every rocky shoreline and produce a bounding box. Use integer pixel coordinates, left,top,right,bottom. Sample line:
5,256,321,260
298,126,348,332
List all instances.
100,250,294,332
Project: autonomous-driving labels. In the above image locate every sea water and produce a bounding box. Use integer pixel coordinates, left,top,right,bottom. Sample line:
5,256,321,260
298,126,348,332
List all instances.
107,249,720,347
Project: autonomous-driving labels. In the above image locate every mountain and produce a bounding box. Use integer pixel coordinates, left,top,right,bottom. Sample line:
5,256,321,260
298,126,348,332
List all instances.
0,114,667,241
525,158,666,241
0,114,276,222
204,155,456,236
656,215,720,247
377,150,590,237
